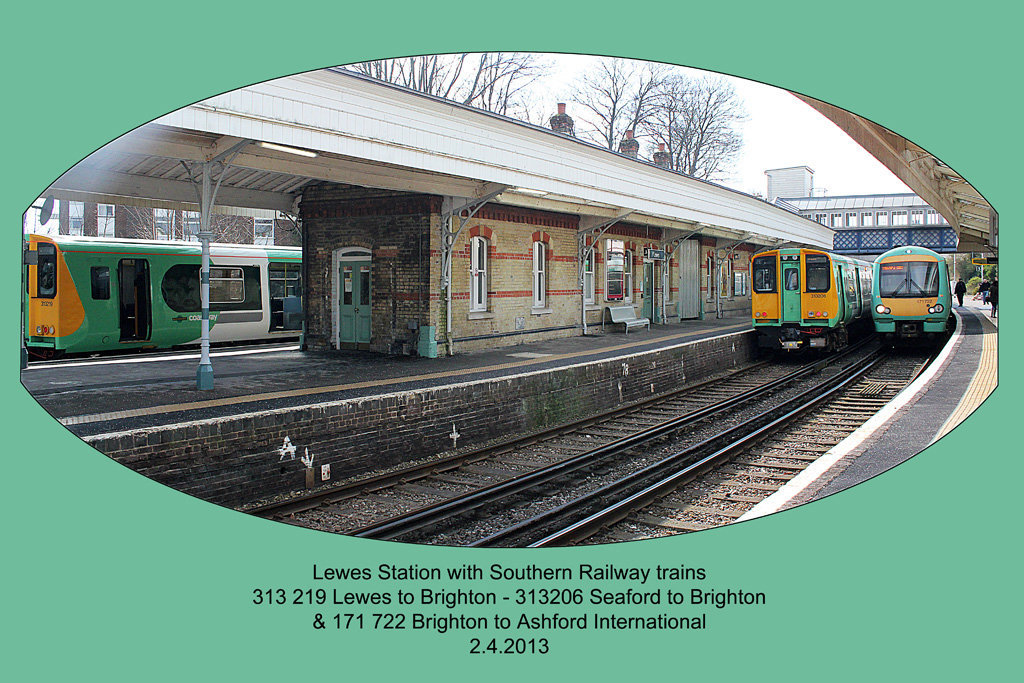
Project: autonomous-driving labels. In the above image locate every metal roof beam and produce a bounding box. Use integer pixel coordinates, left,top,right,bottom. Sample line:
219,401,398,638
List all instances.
50,166,297,213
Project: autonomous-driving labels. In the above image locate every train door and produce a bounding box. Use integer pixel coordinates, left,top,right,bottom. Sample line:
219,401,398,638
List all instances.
835,265,848,319
336,248,372,347
117,259,151,342
781,259,801,322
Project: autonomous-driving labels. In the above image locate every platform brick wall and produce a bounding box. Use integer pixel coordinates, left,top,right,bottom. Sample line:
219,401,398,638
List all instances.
83,329,757,507
300,184,440,354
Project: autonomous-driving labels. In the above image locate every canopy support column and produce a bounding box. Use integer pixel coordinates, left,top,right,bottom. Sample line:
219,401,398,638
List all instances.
577,212,632,335
182,139,252,389
439,187,506,356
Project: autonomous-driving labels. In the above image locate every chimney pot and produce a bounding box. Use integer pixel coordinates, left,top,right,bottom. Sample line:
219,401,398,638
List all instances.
549,101,575,137
652,143,672,169
618,130,640,159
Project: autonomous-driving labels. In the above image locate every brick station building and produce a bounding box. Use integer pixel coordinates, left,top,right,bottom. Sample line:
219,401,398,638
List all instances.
300,106,755,357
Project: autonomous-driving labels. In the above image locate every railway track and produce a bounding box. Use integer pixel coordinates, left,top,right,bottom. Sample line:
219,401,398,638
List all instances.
542,350,935,546
253,340,879,541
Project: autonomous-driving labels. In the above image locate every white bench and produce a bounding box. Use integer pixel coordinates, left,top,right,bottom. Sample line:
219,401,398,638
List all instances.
602,305,651,334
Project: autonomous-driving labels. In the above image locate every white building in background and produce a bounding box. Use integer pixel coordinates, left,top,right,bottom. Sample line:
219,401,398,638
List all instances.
765,166,957,255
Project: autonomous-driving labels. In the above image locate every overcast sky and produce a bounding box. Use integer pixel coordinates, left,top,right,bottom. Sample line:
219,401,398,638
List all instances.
530,54,911,198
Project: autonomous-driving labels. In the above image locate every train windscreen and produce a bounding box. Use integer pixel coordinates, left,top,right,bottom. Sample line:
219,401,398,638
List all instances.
36,243,57,298
878,261,940,297
752,255,776,293
805,254,830,292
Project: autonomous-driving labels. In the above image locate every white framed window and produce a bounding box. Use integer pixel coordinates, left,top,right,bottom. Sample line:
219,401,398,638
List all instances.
182,211,201,241
876,212,890,227
910,209,925,226
255,218,275,245
734,271,748,297
532,241,546,308
829,213,842,228
845,212,858,227
97,204,115,237
892,210,908,226
623,250,633,303
583,249,595,304
606,239,626,302
154,208,175,240
69,201,84,235
814,213,828,225
470,235,488,312
705,252,715,302
861,212,874,227
720,256,734,299
926,210,943,225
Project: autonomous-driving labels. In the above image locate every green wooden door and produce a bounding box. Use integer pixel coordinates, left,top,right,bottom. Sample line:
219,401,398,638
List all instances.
339,261,372,344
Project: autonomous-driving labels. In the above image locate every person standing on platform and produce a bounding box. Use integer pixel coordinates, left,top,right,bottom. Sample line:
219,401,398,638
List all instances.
989,278,998,318
954,278,967,307
979,279,990,304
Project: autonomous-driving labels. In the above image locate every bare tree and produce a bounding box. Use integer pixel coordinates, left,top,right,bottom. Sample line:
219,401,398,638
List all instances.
119,206,257,244
348,53,549,116
570,58,668,150
643,74,746,180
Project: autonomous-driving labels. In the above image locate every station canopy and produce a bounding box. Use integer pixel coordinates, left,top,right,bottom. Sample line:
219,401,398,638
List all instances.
795,94,997,254
42,69,834,250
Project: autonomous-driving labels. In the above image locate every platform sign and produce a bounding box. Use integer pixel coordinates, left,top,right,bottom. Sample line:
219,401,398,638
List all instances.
972,257,998,265
644,248,666,261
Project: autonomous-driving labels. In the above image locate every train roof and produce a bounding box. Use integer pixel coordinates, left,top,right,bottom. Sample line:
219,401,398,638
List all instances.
27,233,300,257
756,247,872,267
873,245,944,262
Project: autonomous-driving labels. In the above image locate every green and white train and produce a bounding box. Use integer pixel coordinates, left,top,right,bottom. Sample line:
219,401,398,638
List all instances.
25,234,301,358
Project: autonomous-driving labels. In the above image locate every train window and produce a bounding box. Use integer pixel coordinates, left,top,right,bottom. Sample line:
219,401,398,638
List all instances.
211,268,244,303
752,256,776,293
844,268,857,303
805,254,830,292
879,261,940,297
91,267,110,300
269,262,301,299
162,265,202,311
162,265,261,312
36,243,57,298
784,269,799,291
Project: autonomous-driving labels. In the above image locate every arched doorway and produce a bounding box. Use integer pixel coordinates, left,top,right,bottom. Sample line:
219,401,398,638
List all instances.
333,247,372,348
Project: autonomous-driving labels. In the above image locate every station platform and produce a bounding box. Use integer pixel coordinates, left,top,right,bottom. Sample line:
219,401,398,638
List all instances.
740,302,998,520
22,315,751,439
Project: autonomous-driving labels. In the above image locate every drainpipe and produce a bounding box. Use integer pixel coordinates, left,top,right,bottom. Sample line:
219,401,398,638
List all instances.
445,212,454,356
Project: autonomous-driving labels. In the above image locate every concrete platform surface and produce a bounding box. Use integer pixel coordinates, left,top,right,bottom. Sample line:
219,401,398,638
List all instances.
22,316,751,437
740,305,997,519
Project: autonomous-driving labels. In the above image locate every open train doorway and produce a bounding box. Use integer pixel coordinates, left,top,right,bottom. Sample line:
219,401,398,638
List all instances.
117,258,151,342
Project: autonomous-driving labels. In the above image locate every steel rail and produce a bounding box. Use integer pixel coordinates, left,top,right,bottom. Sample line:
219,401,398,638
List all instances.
350,343,875,541
476,351,885,548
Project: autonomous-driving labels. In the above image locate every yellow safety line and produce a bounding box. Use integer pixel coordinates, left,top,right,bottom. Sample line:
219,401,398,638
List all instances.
935,312,998,439
63,322,751,427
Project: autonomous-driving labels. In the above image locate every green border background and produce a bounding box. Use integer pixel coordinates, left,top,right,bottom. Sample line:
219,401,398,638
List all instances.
2,1,1016,679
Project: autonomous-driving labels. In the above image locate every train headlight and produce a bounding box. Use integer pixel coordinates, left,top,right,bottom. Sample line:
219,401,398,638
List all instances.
933,303,943,313
875,304,888,315
35,326,42,334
